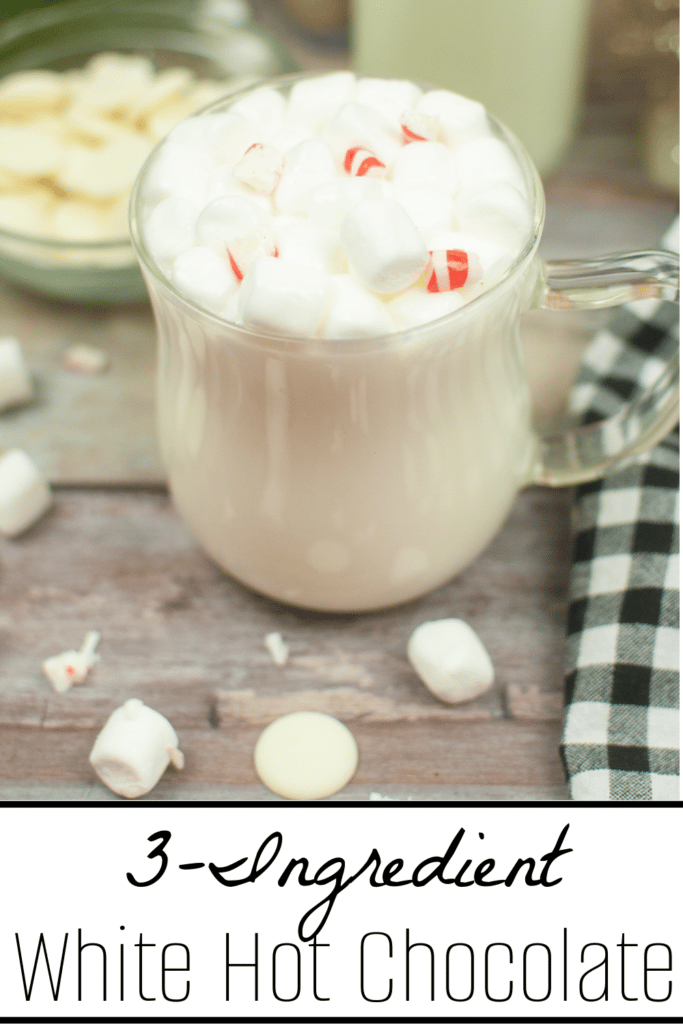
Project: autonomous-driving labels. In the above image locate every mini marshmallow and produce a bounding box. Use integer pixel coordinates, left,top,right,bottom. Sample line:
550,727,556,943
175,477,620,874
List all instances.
344,146,387,179
323,101,402,171
0,69,71,117
63,344,109,374
42,630,101,694
456,182,531,250
275,139,338,216
141,140,213,206
171,246,238,312
354,77,422,123
288,71,356,133
407,617,494,704
230,86,287,128
0,448,52,537
144,196,198,266
320,274,395,339
390,184,455,246
75,52,154,113
206,163,273,212
340,197,429,294
415,89,489,146
89,697,184,799
274,217,345,274
388,286,465,329
264,631,289,666
308,176,382,232
392,140,458,195
233,142,284,194
0,124,65,177
0,337,33,411
195,195,275,278
238,256,330,336
400,109,440,144
168,111,255,165
453,136,528,195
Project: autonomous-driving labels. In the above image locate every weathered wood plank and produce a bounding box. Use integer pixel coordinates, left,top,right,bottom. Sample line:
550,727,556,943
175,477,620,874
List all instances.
0,485,570,798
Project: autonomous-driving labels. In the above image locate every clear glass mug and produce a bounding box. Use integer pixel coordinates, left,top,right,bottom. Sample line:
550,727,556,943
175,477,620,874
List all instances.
129,73,679,613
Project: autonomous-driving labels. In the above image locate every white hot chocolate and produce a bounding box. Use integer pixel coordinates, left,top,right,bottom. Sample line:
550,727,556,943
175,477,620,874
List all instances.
134,73,541,610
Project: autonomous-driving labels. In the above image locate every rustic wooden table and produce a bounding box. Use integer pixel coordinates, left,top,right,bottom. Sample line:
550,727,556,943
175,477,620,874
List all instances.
0,86,676,801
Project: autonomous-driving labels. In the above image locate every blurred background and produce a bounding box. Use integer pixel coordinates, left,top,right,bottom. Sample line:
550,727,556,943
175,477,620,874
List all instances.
0,0,678,470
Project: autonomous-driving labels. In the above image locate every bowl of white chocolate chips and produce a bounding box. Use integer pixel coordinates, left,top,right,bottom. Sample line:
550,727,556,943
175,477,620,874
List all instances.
0,0,294,303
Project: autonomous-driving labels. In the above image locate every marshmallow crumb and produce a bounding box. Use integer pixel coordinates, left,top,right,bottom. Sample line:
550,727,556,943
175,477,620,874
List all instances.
264,630,289,666
63,344,109,374
42,629,101,693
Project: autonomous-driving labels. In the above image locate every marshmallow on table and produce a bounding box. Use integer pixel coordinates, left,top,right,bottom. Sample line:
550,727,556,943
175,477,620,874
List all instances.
63,344,109,374
340,197,429,294
89,698,184,799
0,337,33,411
407,618,495,704
274,138,338,216
0,448,52,537
43,630,101,694
238,256,330,336
320,274,395,339
171,246,238,313
456,182,532,250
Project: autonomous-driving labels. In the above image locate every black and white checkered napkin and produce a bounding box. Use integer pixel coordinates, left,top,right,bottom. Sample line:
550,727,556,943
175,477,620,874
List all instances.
560,221,680,800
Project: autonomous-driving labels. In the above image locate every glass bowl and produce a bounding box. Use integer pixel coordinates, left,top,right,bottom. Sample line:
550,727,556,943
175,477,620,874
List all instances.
0,0,296,304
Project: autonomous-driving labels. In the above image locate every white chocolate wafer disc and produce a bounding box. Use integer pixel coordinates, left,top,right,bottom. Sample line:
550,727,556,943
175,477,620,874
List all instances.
254,711,358,800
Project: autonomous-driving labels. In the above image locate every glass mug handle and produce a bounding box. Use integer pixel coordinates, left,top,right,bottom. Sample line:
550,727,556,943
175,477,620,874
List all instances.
528,249,680,486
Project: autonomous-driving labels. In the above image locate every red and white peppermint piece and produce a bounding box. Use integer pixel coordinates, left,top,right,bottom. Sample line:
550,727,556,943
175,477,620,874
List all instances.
427,249,483,292
400,110,440,144
233,142,284,194
227,228,278,281
343,145,387,178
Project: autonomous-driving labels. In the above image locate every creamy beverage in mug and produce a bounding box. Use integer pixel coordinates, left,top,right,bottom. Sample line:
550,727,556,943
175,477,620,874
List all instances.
130,73,679,612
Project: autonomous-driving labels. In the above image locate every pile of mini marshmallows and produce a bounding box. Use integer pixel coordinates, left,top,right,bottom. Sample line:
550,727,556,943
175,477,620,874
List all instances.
140,72,532,338
0,54,230,248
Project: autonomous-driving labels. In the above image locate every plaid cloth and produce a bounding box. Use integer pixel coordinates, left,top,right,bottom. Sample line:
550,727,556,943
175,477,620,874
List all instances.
560,220,680,800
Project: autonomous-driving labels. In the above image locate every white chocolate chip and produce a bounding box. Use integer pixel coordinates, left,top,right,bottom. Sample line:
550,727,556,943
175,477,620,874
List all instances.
407,618,494,704
89,698,184,799
254,711,358,800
